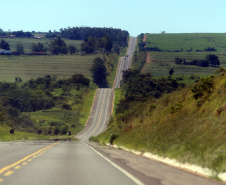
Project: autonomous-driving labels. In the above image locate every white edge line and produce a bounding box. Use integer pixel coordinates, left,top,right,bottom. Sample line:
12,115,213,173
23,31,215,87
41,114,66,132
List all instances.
81,141,145,185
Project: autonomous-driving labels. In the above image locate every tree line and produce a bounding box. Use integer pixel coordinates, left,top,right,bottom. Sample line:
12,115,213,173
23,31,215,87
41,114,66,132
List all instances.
60,27,129,46
114,69,185,123
175,54,220,67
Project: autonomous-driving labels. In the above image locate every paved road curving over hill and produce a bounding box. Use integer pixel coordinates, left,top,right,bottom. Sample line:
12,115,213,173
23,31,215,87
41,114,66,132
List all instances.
78,36,137,140
0,37,222,185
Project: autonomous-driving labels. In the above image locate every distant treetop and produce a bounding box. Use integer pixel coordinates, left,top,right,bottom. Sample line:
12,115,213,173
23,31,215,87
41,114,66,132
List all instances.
60,27,129,47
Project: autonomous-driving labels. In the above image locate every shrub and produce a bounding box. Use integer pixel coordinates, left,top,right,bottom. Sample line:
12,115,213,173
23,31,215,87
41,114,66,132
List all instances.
170,103,183,113
89,136,99,142
191,76,214,106
109,133,119,145
10,129,14,134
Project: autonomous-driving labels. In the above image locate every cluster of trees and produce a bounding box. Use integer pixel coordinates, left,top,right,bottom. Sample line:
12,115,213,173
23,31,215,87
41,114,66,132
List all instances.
0,37,77,55
90,57,108,87
0,28,7,36
175,54,220,67
11,31,33,38
0,29,33,38
81,35,113,54
0,39,10,50
60,27,129,46
0,73,90,133
60,27,128,54
114,69,185,123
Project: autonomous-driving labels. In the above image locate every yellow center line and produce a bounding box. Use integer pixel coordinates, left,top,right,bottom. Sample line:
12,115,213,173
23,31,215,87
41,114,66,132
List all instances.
90,89,107,135
0,142,59,176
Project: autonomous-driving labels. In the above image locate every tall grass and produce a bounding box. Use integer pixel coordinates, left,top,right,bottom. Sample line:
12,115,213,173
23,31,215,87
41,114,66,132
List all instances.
97,72,226,174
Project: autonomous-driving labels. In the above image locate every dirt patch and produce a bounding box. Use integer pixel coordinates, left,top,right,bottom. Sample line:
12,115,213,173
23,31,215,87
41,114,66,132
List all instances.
146,53,151,64
143,34,146,42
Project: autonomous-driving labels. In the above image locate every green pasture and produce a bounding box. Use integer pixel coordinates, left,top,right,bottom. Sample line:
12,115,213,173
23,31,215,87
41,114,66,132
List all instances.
145,33,226,52
3,38,83,53
142,51,226,77
0,54,99,82
0,125,45,141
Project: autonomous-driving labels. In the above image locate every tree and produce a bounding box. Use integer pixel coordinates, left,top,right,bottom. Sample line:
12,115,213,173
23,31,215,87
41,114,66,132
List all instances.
112,43,120,54
0,39,10,50
49,36,67,55
206,54,220,66
100,35,113,52
70,74,90,86
16,42,24,54
90,57,108,87
169,68,174,76
68,45,77,55
31,43,46,52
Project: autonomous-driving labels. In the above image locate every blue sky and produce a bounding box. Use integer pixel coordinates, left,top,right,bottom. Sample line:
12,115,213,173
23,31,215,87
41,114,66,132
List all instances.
1,0,226,36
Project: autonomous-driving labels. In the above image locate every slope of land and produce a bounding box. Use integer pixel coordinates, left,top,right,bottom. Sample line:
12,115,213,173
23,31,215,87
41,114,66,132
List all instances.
97,71,226,179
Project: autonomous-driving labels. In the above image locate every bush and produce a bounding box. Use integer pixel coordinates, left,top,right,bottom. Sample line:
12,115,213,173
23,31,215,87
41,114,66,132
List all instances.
10,129,14,134
192,76,214,105
109,133,119,145
170,103,183,113
89,136,99,142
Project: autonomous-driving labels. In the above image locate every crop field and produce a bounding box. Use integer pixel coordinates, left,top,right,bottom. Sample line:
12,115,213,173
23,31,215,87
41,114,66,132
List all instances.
145,33,226,52
3,38,83,53
142,51,226,77
140,33,226,77
0,55,98,82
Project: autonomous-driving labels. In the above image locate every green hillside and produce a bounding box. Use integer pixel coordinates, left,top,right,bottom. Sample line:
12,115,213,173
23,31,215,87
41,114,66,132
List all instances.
144,33,226,52
97,71,226,177
137,33,226,79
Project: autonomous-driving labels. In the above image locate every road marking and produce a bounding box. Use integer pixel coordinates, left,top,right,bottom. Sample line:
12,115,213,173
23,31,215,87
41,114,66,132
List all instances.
0,178,3,183
14,166,21,170
22,162,27,165
28,159,32,162
0,142,58,176
81,141,145,185
89,89,108,136
97,89,111,135
4,170,14,176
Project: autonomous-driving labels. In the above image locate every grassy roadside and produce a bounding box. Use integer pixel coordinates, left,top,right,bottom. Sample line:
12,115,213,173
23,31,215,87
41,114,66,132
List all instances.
112,88,124,117
97,72,226,176
0,125,47,142
78,86,97,126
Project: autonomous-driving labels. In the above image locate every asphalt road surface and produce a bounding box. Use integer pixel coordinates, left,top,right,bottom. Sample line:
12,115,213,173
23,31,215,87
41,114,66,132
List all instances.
77,88,114,141
113,36,137,89
0,141,222,185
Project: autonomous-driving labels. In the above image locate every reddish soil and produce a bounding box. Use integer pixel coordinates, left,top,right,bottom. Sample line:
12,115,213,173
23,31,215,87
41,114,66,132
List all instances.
143,34,146,42
146,53,151,64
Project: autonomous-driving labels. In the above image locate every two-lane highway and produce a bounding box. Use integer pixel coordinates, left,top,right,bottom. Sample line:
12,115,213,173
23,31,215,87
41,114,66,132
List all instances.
0,141,139,185
77,88,113,140
114,37,137,89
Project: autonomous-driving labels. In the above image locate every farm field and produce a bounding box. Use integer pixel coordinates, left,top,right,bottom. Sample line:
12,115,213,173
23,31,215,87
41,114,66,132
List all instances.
3,38,83,53
142,51,226,77
0,54,98,82
144,33,226,52
140,33,226,77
